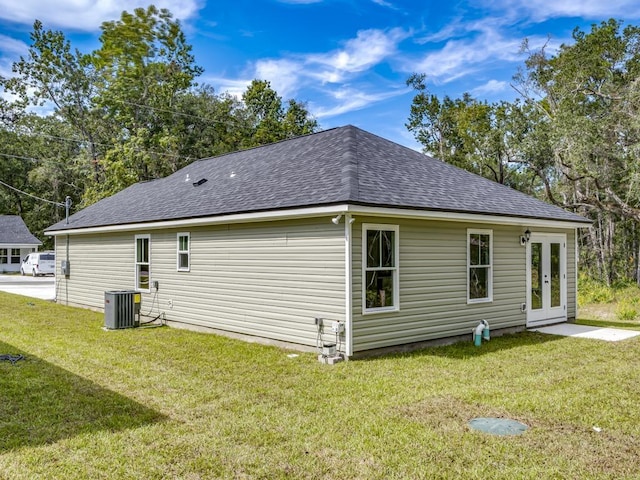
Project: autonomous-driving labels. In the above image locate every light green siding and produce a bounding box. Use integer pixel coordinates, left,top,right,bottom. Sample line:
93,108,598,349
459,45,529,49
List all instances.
351,218,577,353
54,214,578,355
55,219,345,347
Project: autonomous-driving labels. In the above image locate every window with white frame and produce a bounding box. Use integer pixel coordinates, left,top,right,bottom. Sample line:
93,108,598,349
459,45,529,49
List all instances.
177,232,190,272
363,224,399,313
135,234,151,291
10,249,20,264
0,249,7,264
468,229,493,302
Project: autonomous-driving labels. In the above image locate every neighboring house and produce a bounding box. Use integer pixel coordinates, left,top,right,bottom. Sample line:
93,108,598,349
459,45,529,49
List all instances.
45,126,590,357
0,215,41,273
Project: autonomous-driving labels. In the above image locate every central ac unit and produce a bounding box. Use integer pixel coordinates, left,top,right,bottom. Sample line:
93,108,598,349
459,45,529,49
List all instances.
104,290,141,329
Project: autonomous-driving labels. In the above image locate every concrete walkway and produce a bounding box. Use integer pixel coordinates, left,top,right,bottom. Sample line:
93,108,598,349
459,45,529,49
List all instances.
530,323,640,342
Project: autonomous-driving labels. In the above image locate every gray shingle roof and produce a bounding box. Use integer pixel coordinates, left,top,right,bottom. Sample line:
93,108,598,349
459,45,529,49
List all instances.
47,125,589,232
0,215,42,245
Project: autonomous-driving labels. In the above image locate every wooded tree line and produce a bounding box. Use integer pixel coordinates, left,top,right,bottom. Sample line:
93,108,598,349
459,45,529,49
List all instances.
0,6,317,244
1,10,637,285
407,19,640,285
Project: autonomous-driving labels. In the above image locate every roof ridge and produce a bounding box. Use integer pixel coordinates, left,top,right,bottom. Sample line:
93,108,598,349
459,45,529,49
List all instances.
192,126,346,165
339,125,360,202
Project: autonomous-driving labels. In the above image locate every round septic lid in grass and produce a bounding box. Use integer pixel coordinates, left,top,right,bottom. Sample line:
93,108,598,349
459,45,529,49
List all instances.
468,417,528,436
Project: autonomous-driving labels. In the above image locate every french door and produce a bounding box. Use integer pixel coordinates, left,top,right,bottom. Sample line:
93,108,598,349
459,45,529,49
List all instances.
526,233,567,327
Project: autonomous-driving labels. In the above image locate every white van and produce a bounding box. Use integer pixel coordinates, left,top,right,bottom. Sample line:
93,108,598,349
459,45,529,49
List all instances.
20,251,56,277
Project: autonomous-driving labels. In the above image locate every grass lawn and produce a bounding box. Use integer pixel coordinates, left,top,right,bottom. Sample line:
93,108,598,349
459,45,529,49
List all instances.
1,292,639,479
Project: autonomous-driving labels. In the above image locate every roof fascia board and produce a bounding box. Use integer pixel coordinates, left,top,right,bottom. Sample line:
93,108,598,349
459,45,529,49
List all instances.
46,204,589,236
0,243,42,247
45,205,353,236
348,205,590,229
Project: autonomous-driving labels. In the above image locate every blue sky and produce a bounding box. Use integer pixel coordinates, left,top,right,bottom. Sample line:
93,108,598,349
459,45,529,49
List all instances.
1,0,640,149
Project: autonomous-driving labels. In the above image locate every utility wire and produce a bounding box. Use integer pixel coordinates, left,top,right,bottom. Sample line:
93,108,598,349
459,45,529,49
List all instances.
14,130,191,160
0,179,64,206
0,152,40,162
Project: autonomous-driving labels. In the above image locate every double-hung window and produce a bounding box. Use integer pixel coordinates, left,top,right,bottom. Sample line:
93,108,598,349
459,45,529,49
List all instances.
10,249,20,264
135,234,151,291
468,229,493,303
363,224,399,313
0,249,7,264
177,233,190,272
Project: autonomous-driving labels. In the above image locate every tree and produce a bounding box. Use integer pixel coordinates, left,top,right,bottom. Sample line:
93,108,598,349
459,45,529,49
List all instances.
406,74,540,190
515,19,640,283
242,80,317,146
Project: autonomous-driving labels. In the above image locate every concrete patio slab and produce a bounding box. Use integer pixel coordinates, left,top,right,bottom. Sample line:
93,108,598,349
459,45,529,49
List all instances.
530,323,640,342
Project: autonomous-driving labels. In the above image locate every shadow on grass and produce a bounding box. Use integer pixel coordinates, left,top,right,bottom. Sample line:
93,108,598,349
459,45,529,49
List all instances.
0,340,166,452
358,330,564,362
575,318,640,330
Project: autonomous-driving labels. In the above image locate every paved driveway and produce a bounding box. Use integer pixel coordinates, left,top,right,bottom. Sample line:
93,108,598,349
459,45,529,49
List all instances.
0,274,56,301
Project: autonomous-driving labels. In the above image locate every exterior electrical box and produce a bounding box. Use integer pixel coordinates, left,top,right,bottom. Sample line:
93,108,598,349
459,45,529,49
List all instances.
61,260,70,276
104,290,141,329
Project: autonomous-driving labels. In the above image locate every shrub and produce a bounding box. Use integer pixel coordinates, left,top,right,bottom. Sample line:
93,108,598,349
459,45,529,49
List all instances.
615,300,638,321
578,275,614,305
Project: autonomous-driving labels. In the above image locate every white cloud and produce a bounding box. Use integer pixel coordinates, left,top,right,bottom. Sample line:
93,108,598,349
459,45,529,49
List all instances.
210,27,409,119
485,0,640,21
254,59,302,99
371,0,396,9
205,77,252,99
410,28,525,83
0,0,202,30
0,34,28,58
306,28,407,84
470,79,509,96
312,86,408,118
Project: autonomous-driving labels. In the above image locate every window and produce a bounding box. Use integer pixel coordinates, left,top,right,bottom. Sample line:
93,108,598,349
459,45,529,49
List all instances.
0,249,7,264
135,234,151,291
468,229,493,303
10,249,20,264
177,233,190,272
363,224,399,313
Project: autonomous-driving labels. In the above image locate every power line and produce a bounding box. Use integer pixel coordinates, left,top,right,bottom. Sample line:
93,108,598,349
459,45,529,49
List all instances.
0,152,40,162
0,179,64,206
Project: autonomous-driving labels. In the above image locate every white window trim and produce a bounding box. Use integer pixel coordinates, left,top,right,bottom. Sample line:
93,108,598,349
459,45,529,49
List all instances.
135,234,151,293
467,228,493,304
362,223,400,314
177,232,190,272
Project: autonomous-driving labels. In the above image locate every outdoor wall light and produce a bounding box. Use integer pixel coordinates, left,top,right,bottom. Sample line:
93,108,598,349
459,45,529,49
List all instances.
520,229,531,246
331,214,342,224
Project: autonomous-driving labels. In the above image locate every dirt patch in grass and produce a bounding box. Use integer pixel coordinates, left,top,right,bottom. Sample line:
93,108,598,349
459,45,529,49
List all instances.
400,395,524,433
401,395,640,479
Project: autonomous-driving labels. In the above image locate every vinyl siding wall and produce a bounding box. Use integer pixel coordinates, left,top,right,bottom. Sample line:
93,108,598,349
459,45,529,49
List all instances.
55,218,345,348
351,218,576,353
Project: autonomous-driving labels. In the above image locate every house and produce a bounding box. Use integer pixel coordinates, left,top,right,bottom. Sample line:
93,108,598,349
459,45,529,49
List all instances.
45,126,590,357
0,215,42,273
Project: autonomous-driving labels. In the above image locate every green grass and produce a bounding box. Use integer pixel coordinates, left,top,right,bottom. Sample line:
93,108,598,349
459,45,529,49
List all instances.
1,292,640,479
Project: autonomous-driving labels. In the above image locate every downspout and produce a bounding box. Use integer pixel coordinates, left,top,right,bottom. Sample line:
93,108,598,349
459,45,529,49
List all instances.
344,213,353,357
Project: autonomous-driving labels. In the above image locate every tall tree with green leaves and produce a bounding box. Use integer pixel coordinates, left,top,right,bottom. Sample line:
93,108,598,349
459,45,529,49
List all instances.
406,73,540,190
242,80,317,146
515,19,640,283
